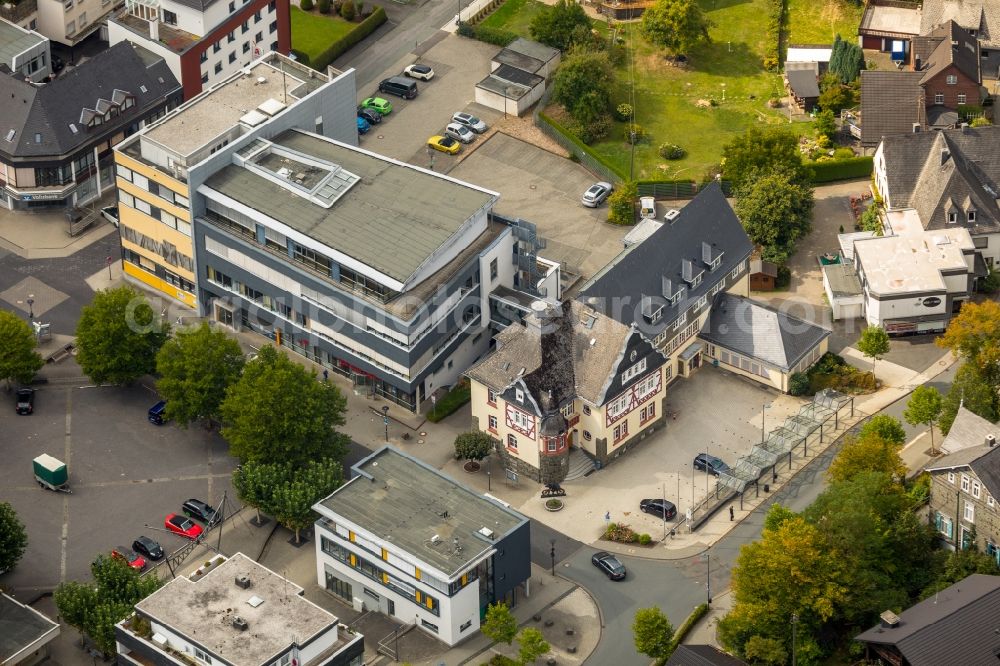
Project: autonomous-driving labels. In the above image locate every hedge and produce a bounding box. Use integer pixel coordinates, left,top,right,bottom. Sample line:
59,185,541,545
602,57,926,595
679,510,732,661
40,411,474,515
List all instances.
295,6,386,71
426,379,471,423
809,156,874,183
762,0,787,70
654,603,711,666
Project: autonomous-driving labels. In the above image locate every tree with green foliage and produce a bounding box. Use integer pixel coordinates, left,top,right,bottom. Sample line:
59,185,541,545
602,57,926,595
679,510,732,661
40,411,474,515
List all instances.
0,311,44,390
857,325,890,380
270,458,344,543
55,556,163,656
970,116,992,127
814,108,837,142
481,602,518,646
0,502,28,574
922,547,1000,598
721,127,810,188
937,300,1000,388
939,362,999,435
75,286,169,385
233,459,294,523
552,49,615,131
640,0,711,56
317,0,330,13
859,203,883,233
904,385,944,454
220,345,349,467
300,0,312,10
529,0,591,51
743,636,787,666
516,627,550,665
454,431,494,461
632,607,674,660
733,167,814,260
858,414,907,447
818,82,854,113
607,181,638,225
828,35,864,83
828,35,845,81
155,322,245,427
827,433,906,483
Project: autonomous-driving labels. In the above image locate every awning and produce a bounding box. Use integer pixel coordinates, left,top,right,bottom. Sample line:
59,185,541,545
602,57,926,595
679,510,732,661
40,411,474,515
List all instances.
679,342,704,362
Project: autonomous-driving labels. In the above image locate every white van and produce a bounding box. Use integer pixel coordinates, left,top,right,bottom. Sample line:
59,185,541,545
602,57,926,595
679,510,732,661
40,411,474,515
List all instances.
640,196,656,219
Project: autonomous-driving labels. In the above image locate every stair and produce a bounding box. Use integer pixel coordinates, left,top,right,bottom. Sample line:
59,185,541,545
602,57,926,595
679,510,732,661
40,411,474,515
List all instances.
563,448,596,481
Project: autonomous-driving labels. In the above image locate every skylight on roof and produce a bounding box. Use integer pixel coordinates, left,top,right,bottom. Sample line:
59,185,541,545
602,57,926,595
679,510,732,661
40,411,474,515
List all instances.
244,143,360,209
69,124,78,134
140,85,148,93
4,129,14,142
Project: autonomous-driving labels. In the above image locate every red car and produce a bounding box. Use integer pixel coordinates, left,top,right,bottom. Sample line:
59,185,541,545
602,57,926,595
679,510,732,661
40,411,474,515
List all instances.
165,513,203,539
112,546,146,571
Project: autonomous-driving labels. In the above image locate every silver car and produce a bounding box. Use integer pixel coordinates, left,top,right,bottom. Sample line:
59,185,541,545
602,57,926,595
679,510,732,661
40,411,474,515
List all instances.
444,122,475,144
582,182,613,207
452,111,488,133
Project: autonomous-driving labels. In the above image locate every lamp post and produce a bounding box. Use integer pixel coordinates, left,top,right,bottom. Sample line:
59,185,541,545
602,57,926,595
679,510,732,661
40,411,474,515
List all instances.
762,402,772,444
549,539,556,576
791,613,799,666
26,294,34,320
106,256,113,280
381,405,389,441
706,552,712,604
487,454,491,491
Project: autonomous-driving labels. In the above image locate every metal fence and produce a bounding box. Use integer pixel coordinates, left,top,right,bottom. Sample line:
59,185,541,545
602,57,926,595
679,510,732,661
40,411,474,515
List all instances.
534,118,624,185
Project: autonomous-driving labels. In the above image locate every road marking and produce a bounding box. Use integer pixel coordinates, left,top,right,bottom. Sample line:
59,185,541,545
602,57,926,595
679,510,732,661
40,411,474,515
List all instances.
61,387,72,582
5,473,233,494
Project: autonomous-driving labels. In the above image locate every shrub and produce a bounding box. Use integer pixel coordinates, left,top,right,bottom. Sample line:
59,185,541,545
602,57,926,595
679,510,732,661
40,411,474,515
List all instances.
472,24,518,46
456,21,476,38
608,180,638,225
971,116,992,127
624,123,645,144
658,143,685,160
638,533,652,545
300,0,313,10
762,55,779,71
832,147,855,159
339,0,354,19
317,0,330,13
808,156,874,183
426,379,471,423
981,268,1000,293
355,0,364,14
454,431,494,461
604,522,638,542
616,103,633,120
789,372,810,396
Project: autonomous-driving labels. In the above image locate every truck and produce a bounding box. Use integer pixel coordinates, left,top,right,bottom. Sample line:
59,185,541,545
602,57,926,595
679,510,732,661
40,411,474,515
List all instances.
33,453,71,492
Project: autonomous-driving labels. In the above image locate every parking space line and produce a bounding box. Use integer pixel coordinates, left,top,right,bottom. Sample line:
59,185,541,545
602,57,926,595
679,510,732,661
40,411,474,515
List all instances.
6,472,233,494
61,387,72,582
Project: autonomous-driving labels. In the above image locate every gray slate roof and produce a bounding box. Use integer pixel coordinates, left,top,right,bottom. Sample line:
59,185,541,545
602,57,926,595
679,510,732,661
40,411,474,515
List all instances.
822,263,863,297
665,645,746,666
505,38,559,64
579,182,753,338
921,0,1000,47
0,592,58,663
315,446,527,578
942,406,1000,455
859,70,926,146
855,574,1000,666
0,19,45,70
0,41,179,160
698,293,830,371
785,69,819,98
926,441,1000,497
918,20,980,84
879,126,1000,235
491,63,544,88
749,259,777,277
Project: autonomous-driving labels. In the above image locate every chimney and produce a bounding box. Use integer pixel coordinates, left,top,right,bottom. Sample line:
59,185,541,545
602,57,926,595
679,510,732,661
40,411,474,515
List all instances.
915,55,922,70
701,241,714,264
879,610,900,629
661,276,674,299
148,18,159,41
913,123,922,133
988,433,997,448
941,149,950,165
682,259,694,282
640,295,653,319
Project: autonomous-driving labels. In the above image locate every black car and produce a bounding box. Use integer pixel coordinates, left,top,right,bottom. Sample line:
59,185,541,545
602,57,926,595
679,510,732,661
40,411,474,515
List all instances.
132,535,164,560
182,498,218,524
639,498,677,520
357,107,382,125
693,453,731,476
15,388,34,415
591,551,626,580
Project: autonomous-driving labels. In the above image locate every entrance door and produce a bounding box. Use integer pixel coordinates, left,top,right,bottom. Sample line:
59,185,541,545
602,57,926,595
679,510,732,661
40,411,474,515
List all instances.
387,599,395,617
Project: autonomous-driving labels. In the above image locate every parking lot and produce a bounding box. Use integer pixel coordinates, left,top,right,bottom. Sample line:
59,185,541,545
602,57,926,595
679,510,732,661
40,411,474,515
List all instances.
0,370,236,593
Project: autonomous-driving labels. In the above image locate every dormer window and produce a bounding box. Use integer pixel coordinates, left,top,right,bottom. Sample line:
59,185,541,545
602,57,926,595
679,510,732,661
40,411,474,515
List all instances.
515,388,524,403
969,210,977,222
948,212,958,223
122,96,135,110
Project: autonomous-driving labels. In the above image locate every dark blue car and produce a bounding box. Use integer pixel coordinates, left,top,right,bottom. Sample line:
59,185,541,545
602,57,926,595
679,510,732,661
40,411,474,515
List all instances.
357,116,371,135
148,400,167,425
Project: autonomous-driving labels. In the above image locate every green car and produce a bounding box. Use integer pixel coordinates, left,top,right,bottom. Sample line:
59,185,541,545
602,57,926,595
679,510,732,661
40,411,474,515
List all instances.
361,97,392,116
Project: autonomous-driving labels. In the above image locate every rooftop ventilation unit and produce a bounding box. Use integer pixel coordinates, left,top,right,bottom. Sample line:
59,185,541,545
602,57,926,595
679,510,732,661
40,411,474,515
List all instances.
247,595,264,608
478,527,496,540
988,434,996,448
235,575,252,589
879,610,900,629
431,534,441,544
232,616,249,631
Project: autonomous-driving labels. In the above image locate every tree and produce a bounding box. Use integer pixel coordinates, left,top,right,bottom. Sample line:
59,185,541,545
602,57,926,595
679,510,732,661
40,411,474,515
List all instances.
818,82,854,113
743,636,787,665
0,311,43,389
155,322,245,427
632,607,674,660
454,431,494,461
516,627,550,665
733,167,814,257
721,127,810,188
857,325,890,380
299,0,312,9
0,502,28,573
640,0,711,56
529,0,591,51
220,345,349,467
922,547,1000,598
970,116,992,127
270,458,343,543
904,385,944,454
939,362,999,435
317,0,330,13
858,414,907,447
552,50,615,129
937,300,1000,388
827,433,906,483
859,202,883,233
233,459,293,523
76,286,169,385
481,602,518,646
608,181,639,226
814,108,836,142
55,556,163,656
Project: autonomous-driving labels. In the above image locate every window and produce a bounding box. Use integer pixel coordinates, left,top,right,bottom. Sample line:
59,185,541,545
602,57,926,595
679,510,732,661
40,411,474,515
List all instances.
228,31,235,43
935,512,953,538
243,42,250,53
229,52,237,64
228,0,235,10
63,0,72,8
421,620,439,634
989,495,996,508
613,420,629,442
214,41,221,53
547,439,557,452
200,51,208,63
973,481,981,498
256,31,264,43
969,210,976,222
515,388,524,402
65,20,75,36
949,471,955,484
254,9,262,21
269,0,276,10
507,434,517,450
270,20,278,32
583,405,591,415
583,430,592,440
116,165,133,182
242,21,249,33
488,415,498,432
460,620,473,632
490,258,498,281
965,501,975,522
621,357,647,384
962,475,970,492
193,649,212,664
958,93,967,104
163,9,177,24
214,62,222,74
487,389,496,405
119,191,135,208
640,403,656,423
946,74,958,84
202,73,209,84
935,93,945,105
696,295,707,310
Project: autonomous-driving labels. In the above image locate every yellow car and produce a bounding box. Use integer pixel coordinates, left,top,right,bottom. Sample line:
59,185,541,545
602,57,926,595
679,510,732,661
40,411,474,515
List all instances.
427,135,461,155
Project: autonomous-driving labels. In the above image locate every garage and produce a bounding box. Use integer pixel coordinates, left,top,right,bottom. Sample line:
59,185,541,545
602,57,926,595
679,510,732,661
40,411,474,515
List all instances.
823,263,864,320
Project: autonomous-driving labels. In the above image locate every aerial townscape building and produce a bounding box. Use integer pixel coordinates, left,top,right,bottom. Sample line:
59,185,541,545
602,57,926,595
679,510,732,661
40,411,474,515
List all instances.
0,592,60,666
0,17,50,82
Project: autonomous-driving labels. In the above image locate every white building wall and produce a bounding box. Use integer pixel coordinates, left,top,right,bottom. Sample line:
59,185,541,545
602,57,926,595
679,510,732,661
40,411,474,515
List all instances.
35,0,112,44
198,1,278,90
973,233,1000,267
943,271,970,293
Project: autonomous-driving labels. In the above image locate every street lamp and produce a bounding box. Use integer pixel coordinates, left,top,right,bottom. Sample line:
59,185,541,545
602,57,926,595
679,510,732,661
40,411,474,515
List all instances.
381,405,389,442
26,294,34,320
705,552,712,604
761,402,772,444
791,613,799,666
549,539,556,576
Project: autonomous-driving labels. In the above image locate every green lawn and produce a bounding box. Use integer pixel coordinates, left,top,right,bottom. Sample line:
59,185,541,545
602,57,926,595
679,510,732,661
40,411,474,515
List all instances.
787,0,863,45
478,0,547,35
483,0,817,179
290,5,356,61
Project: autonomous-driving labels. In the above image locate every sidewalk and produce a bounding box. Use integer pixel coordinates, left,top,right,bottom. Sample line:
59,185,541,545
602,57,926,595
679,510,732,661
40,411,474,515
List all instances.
0,194,117,260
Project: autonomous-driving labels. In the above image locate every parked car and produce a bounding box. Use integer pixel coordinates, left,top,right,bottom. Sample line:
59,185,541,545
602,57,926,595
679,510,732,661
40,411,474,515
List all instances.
165,513,203,539
591,551,626,580
403,63,435,81
111,546,146,570
132,536,164,560
582,182,613,208
101,205,120,227
360,97,392,116
444,122,475,144
427,135,460,155
640,196,656,219
182,498,218,524
451,111,488,133
357,116,371,135
693,453,731,476
15,388,34,415
148,400,167,425
378,76,418,99
357,107,382,125
639,498,677,520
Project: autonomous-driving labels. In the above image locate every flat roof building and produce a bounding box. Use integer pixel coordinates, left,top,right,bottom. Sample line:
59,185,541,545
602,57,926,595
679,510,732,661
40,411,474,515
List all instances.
0,593,59,666
0,17,49,83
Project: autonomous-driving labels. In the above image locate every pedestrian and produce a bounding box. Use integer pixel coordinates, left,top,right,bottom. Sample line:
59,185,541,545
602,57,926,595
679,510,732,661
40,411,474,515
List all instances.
323,369,329,382
729,505,734,522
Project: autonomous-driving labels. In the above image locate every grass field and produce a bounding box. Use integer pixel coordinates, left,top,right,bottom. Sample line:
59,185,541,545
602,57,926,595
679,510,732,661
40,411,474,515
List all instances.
290,6,356,62
484,0,817,179
786,0,863,45
478,0,547,35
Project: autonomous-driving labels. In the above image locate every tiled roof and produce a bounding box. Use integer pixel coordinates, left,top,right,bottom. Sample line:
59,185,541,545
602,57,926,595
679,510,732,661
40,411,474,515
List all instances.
942,406,1000,454
786,69,819,98
917,21,980,84
855,574,1000,666
859,70,926,146
921,0,1000,48
749,259,777,277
